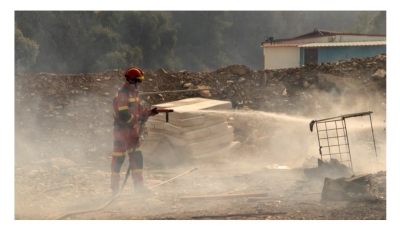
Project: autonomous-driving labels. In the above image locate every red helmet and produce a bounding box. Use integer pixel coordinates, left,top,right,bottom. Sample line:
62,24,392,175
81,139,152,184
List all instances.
124,67,144,83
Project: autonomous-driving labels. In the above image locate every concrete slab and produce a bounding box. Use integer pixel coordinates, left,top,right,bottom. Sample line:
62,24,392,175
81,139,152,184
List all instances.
151,97,227,108
148,115,206,127
145,98,238,162
184,132,234,151
140,133,178,166
208,122,229,135
146,119,229,138
151,98,207,108
151,97,232,119
148,125,233,146
145,119,165,130
171,122,229,140
163,118,226,134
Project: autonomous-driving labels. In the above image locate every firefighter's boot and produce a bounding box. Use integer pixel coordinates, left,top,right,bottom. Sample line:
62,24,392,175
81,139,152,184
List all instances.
110,173,120,196
132,171,151,195
134,185,152,195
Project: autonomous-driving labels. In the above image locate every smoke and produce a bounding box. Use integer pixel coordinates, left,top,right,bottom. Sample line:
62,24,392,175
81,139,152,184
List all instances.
14,84,115,219
294,73,387,174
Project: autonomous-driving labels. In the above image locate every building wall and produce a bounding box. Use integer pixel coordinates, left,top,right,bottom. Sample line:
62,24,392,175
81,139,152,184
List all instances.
262,34,386,69
300,49,304,66
299,45,386,65
334,35,386,42
263,47,300,69
278,35,386,44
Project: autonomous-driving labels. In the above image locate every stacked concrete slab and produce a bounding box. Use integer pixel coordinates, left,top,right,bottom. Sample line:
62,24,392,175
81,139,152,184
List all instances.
146,98,241,159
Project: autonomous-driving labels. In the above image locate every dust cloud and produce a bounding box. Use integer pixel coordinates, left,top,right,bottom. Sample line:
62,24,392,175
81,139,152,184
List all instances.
15,90,113,219
14,62,387,220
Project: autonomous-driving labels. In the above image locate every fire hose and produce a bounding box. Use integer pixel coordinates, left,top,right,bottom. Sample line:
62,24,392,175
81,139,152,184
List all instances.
55,167,197,220
118,108,173,196
56,108,197,220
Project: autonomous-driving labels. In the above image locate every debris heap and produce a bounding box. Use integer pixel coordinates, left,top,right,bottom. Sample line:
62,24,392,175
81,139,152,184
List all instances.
145,98,241,164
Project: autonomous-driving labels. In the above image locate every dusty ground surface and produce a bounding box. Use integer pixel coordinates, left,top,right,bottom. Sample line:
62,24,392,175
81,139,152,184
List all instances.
14,54,387,221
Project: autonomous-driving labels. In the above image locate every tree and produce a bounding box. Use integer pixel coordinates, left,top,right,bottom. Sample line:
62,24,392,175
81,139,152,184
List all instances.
369,11,386,34
15,11,373,73
87,25,121,54
347,11,376,33
94,11,179,71
223,12,277,70
171,11,232,71
15,11,96,73
92,44,143,71
15,24,39,72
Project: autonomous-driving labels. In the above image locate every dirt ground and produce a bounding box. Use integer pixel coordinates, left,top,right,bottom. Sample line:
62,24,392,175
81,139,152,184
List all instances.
14,54,387,223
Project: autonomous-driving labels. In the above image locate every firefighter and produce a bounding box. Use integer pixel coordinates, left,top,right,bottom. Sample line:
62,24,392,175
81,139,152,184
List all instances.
110,67,158,196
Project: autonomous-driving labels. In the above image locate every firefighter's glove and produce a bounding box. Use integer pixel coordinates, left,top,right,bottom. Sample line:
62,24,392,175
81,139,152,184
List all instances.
150,108,159,116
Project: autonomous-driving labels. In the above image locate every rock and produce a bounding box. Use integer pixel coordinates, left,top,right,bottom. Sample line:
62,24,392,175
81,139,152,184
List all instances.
199,91,211,98
51,165,61,171
91,170,108,180
197,85,211,98
65,167,79,175
372,69,386,79
227,64,250,75
157,68,167,75
34,159,49,167
50,157,77,169
27,170,39,177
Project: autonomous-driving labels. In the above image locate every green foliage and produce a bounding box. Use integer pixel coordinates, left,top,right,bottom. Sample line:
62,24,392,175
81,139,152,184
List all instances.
223,12,276,70
14,11,385,73
88,25,121,53
345,11,385,34
120,44,143,67
93,51,127,71
369,11,386,34
93,44,144,71
15,11,95,73
356,12,375,33
15,24,39,71
171,11,232,71
93,11,179,70
346,11,376,33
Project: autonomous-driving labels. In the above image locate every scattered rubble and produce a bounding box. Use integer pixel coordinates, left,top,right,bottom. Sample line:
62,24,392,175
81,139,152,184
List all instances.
321,173,380,202
304,158,353,180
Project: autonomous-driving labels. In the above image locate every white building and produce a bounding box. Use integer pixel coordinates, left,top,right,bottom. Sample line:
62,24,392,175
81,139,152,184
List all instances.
261,28,386,70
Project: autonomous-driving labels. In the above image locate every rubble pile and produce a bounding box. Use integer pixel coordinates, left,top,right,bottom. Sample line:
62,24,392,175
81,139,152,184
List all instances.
15,54,386,165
